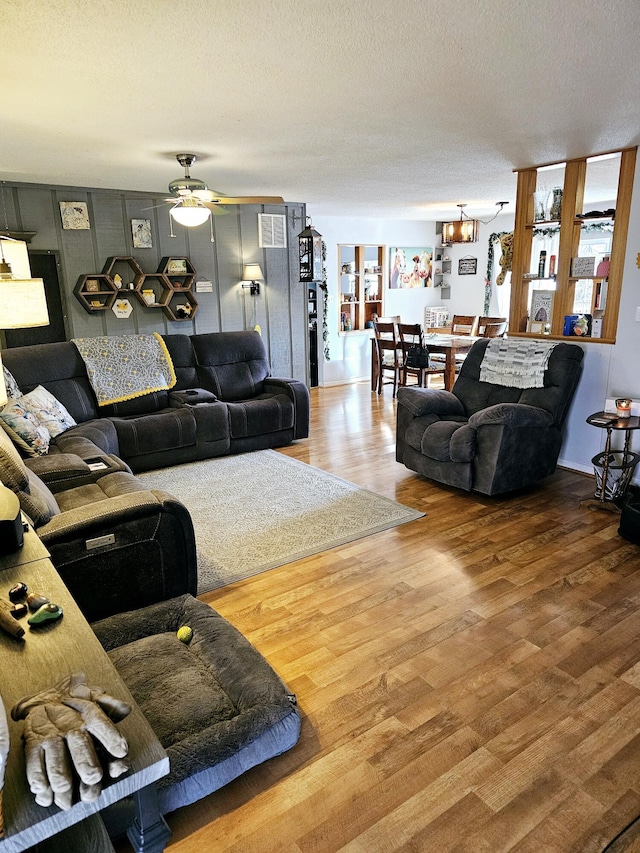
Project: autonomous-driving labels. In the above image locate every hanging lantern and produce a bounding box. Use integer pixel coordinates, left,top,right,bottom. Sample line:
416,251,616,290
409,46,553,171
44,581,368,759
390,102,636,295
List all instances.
298,219,323,282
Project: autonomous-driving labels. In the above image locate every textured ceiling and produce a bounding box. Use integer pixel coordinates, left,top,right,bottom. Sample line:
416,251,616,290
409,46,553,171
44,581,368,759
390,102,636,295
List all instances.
1,0,639,220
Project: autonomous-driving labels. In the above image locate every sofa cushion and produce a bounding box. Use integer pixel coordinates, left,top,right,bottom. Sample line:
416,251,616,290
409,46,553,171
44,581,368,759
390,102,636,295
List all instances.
0,396,51,456
1,342,100,423
2,364,22,400
191,331,270,401
23,468,61,525
226,394,295,439
0,424,29,489
0,429,60,524
14,385,76,437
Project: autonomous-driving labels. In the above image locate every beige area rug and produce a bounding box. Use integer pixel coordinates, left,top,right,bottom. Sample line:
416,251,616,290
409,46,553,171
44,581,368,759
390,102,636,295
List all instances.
137,450,424,593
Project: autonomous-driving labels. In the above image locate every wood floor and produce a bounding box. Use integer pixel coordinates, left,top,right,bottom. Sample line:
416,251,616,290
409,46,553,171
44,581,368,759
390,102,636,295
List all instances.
158,382,640,852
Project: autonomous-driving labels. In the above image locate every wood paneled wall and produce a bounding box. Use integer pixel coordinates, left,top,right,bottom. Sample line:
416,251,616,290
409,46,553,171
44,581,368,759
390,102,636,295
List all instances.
1,182,308,382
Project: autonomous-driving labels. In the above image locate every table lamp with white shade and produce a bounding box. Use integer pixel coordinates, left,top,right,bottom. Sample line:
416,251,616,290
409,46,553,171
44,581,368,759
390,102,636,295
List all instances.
0,237,49,329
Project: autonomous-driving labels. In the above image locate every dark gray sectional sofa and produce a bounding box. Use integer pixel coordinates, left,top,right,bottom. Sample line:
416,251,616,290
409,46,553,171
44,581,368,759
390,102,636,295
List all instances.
0,330,306,825
0,330,310,618
3,330,309,475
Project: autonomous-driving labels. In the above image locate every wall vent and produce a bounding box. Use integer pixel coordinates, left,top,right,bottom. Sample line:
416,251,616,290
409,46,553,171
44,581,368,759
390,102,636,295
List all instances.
258,214,287,248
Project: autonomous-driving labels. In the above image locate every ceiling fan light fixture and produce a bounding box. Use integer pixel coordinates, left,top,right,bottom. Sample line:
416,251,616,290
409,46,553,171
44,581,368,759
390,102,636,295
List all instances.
170,199,212,227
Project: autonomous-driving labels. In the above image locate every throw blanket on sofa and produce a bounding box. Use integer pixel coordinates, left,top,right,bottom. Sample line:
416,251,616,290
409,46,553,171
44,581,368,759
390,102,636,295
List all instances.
72,333,177,405
479,338,558,389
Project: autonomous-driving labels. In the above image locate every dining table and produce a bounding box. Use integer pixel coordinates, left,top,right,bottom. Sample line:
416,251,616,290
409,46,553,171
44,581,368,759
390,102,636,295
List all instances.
424,333,479,391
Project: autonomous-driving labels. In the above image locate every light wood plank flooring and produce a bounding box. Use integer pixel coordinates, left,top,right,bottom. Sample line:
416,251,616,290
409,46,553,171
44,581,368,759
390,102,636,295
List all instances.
142,382,640,851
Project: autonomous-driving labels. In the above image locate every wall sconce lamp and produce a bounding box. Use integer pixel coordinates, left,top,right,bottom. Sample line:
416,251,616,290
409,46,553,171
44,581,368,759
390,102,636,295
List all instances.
442,202,508,245
241,263,263,296
298,218,323,282
0,237,50,329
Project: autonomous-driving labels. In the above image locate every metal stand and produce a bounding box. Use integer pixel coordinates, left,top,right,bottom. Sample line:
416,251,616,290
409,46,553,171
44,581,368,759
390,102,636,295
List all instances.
581,413,640,512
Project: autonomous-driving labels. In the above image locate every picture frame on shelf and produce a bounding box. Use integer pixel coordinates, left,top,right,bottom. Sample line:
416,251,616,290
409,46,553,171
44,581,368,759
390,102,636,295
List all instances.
528,290,555,333
167,258,188,274
85,279,100,293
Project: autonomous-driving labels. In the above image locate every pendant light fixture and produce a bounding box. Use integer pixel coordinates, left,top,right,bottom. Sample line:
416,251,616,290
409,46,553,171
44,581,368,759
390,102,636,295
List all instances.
442,202,508,245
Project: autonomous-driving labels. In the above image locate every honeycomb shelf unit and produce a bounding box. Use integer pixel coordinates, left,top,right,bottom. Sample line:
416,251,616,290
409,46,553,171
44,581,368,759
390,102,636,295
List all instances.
74,274,118,313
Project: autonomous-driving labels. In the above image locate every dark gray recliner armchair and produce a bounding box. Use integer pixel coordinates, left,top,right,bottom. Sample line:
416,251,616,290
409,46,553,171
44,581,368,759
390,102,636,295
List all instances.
396,338,584,495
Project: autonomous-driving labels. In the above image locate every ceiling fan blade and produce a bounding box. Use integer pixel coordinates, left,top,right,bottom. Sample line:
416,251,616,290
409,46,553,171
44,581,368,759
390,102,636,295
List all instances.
203,195,285,206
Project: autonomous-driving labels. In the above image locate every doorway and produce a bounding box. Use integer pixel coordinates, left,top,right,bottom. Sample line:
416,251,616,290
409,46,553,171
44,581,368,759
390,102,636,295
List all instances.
3,251,67,348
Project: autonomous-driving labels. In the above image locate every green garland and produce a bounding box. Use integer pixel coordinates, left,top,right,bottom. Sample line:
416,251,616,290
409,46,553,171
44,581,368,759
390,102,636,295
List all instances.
318,241,330,361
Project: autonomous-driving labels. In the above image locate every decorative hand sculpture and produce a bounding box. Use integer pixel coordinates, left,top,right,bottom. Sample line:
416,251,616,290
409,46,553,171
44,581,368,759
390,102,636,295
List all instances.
11,672,131,810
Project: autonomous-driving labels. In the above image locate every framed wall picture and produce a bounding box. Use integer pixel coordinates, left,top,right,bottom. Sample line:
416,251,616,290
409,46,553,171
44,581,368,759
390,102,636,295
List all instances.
59,201,90,230
131,218,152,249
458,256,478,275
389,247,433,288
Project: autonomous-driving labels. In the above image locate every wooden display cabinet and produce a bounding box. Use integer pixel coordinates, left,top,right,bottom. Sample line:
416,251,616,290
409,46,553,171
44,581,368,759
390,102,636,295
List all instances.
509,147,636,342
338,244,384,332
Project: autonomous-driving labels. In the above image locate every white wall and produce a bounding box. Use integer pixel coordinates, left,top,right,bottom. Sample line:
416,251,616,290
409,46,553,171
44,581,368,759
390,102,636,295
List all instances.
309,175,640,483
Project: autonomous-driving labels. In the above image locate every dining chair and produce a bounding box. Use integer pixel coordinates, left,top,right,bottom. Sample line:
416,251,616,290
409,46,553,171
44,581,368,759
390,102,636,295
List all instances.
451,315,480,336
397,323,445,389
429,314,479,371
373,318,402,396
478,316,507,337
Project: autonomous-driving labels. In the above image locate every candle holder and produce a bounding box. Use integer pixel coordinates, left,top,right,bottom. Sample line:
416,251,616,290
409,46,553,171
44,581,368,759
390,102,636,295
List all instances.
616,398,632,418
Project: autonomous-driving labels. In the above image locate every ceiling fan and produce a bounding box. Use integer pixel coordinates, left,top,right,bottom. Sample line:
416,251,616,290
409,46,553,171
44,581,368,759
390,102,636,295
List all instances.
164,153,284,229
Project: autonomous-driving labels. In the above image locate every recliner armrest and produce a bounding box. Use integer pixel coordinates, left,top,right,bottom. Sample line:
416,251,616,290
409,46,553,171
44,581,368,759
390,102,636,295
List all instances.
36,491,170,539
397,387,465,418
264,377,310,439
468,402,555,429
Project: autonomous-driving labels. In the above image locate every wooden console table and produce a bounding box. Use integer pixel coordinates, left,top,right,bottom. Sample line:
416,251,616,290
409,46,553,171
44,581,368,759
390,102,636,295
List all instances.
0,528,170,852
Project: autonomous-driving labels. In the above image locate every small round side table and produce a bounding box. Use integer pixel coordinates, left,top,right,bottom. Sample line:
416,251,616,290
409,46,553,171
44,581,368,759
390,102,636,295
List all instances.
581,411,640,512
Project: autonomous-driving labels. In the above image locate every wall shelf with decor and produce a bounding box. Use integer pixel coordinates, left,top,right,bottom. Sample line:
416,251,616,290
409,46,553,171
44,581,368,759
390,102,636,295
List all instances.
338,244,384,332
102,256,143,291
133,272,172,309
163,289,199,321
74,274,118,313
158,256,196,290
75,256,200,320
509,147,636,343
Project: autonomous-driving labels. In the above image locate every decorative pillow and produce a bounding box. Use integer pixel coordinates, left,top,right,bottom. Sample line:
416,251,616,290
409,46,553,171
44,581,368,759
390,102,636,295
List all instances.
2,365,22,401
16,385,77,438
0,404,50,457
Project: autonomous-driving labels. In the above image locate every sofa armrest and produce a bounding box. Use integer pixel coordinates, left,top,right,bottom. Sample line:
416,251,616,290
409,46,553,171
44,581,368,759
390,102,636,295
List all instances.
264,378,310,439
37,489,197,622
397,387,465,418
468,403,555,429
169,388,218,407
26,452,129,492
